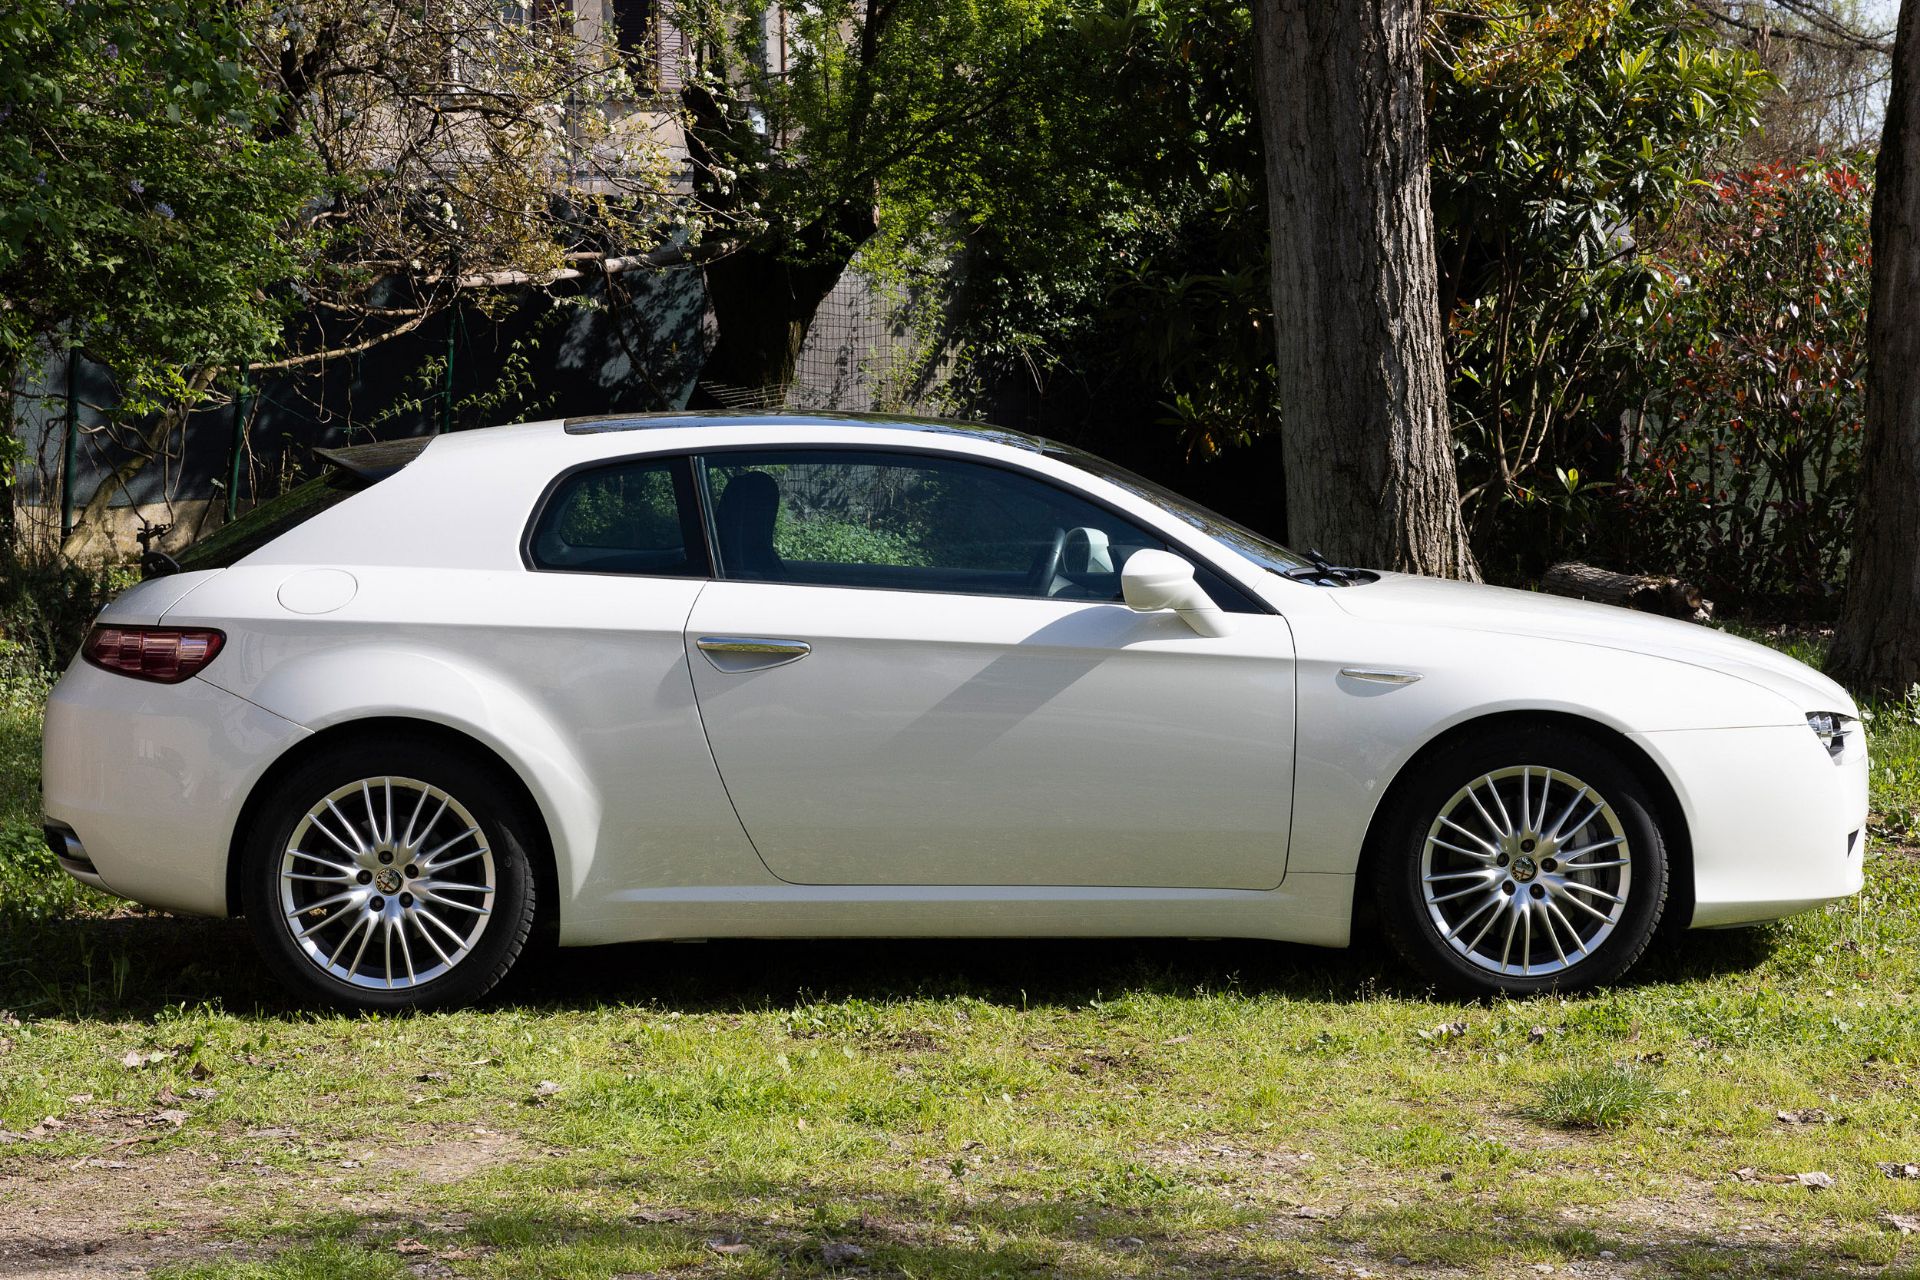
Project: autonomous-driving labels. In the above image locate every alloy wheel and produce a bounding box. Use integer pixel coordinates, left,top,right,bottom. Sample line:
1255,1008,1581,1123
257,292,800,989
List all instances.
277,776,496,990
1419,765,1633,977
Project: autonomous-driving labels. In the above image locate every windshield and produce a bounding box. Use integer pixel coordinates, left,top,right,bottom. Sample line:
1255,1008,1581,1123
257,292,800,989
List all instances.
1050,448,1312,575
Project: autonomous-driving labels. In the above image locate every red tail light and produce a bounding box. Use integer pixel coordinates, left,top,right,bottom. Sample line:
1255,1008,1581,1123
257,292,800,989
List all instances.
82,625,225,684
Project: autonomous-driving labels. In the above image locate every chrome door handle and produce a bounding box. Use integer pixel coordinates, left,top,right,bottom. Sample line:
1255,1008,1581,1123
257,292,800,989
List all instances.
1339,667,1422,685
696,636,812,672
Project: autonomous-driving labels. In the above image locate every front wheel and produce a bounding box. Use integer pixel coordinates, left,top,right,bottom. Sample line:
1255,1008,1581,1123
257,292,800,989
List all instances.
1374,726,1669,995
240,738,539,1011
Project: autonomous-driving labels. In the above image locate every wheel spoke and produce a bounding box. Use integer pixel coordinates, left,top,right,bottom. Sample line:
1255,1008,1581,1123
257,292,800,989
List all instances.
1520,767,1532,835
1424,868,1498,884
1442,894,1501,942
424,847,488,875
307,811,364,860
421,827,481,865
1560,835,1625,860
1484,776,1516,838
414,878,493,895
1436,817,1499,855
293,909,353,941
1555,887,1615,924
1559,880,1625,906
395,916,417,986
1430,836,1498,862
382,914,397,989
401,784,430,849
285,870,352,884
411,911,456,968
287,889,359,918
1545,785,1591,841
1544,898,1586,956
416,888,491,916
1520,900,1533,975
1498,899,1520,972
1538,897,1569,965
416,904,470,951
322,798,371,855
342,912,376,979
1560,857,1629,872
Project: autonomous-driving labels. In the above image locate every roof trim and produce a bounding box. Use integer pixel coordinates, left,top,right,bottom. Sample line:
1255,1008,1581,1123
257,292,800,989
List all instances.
562,410,1056,454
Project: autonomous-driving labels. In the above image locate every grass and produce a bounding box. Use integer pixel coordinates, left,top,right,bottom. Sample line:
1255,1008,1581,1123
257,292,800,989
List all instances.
1531,1063,1674,1130
5,625,1920,1278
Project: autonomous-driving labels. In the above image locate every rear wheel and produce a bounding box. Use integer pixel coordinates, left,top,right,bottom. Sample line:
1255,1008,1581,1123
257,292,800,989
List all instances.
1374,726,1669,995
241,738,538,1011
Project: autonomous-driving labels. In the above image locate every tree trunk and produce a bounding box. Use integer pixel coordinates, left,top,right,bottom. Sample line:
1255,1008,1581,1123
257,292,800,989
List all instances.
1831,0,1920,694
692,229,866,407
1250,0,1478,579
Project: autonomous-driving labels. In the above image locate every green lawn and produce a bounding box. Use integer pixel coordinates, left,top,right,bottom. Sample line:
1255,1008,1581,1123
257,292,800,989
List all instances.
6,631,1920,1278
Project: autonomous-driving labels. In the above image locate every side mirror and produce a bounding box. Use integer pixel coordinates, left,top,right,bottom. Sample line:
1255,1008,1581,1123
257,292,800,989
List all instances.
1121,549,1231,637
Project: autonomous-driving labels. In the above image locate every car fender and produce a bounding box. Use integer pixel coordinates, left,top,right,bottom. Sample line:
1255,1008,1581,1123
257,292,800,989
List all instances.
197,645,600,904
1285,616,1806,876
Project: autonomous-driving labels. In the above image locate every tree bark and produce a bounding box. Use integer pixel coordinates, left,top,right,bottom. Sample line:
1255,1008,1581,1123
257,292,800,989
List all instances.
1831,0,1920,694
1250,0,1479,579
691,198,878,406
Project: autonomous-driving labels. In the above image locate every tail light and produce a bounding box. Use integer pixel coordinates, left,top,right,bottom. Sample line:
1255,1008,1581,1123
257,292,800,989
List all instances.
82,625,225,684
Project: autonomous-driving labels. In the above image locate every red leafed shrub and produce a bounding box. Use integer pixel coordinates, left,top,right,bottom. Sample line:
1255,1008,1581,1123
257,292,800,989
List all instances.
1614,157,1871,614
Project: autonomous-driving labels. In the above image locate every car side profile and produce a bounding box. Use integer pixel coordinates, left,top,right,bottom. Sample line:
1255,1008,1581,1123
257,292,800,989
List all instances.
41,413,1867,1008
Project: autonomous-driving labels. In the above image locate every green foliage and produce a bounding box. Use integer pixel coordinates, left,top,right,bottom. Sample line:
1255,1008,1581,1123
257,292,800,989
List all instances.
0,553,133,672
943,0,1275,457
675,0,1063,268
1613,157,1872,609
0,639,87,924
1435,0,1771,572
942,0,1768,533
0,0,322,424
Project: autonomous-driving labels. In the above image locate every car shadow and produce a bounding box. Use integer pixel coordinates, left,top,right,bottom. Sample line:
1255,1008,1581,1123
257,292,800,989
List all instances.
0,908,1781,1021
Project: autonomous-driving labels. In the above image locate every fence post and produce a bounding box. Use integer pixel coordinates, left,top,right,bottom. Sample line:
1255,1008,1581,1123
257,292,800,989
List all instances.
440,299,458,435
60,350,79,542
226,368,249,521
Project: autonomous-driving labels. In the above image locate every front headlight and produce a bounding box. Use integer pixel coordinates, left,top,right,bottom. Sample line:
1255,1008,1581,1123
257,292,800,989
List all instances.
1808,711,1857,760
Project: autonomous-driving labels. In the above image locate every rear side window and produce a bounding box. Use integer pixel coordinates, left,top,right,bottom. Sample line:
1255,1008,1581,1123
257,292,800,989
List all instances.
528,456,707,576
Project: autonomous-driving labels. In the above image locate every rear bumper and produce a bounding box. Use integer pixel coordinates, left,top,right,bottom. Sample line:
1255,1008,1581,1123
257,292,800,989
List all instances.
1633,724,1867,929
40,661,308,917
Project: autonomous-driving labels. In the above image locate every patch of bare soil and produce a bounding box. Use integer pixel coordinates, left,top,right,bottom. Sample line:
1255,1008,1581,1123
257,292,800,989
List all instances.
0,1124,529,1278
0,1150,265,1278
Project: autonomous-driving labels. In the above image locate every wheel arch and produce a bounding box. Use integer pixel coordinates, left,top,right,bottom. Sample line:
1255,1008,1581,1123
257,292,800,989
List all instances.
224,716,560,938
1354,709,1694,931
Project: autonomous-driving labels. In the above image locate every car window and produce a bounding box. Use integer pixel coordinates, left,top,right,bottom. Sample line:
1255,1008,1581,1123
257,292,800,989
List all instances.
699,449,1180,602
528,456,705,576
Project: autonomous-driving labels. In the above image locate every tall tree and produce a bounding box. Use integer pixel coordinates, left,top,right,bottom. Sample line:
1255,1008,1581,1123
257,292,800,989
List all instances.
1250,0,1477,577
1831,0,1920,693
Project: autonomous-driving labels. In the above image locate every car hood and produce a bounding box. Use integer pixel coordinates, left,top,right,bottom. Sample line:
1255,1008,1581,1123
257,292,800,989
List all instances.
1324,572,1855,718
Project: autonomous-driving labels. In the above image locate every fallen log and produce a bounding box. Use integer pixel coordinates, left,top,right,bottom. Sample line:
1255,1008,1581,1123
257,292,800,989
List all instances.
1540,562,1714,623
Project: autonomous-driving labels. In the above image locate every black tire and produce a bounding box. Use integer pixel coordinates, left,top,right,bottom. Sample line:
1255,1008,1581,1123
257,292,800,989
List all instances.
1373,724,1669,996
240,735,539,1011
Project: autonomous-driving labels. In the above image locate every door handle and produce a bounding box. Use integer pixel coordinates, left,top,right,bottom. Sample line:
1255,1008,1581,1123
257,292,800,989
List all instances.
696,636,812,672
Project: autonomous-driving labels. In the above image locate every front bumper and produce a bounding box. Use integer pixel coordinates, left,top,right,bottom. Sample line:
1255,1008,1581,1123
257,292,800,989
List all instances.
40,661,309,917
1634,723,1868,928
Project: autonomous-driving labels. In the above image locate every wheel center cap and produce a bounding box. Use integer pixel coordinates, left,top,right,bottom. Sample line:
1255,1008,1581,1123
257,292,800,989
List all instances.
1511,855,1538,883
374,868,402,895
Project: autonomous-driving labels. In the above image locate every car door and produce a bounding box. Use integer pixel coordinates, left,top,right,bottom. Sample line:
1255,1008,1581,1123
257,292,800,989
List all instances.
682,446,1298,889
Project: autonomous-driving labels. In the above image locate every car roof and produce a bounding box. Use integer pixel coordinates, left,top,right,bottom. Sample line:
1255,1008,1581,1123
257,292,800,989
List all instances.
560,410,1059,455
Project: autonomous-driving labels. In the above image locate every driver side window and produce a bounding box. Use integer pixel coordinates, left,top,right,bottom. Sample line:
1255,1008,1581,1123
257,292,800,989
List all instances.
700,449,1167,601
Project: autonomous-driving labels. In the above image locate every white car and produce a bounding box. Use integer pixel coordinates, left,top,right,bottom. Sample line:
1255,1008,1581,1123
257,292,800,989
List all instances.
41,414,1867,1008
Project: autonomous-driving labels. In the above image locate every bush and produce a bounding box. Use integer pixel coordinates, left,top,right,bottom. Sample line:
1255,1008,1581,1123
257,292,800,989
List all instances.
1612,157,1872,613
0,552,133,673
